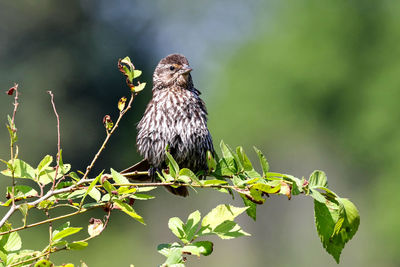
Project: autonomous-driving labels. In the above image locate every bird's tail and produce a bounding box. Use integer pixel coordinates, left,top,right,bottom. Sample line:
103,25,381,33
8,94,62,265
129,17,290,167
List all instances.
120,159,189,197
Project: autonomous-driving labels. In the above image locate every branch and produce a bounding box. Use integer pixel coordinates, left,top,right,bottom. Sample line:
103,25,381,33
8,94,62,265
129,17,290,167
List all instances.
81,92,135,180
0,92,135,229
47,91,61,191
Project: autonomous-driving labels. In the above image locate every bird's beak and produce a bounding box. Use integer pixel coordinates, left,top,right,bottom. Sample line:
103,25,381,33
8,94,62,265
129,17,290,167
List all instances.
180,64,192,74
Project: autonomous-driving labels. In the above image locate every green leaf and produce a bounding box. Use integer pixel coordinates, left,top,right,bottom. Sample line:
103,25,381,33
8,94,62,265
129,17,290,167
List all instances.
254,147,269,175
309,170,328,188
165,150,179,177
200,204,250,239
38,163,71,185
202,205,247,229
212,220,250,239
157,243,184,265
133,69,142,79
251,183,281,194
2,231,21,252
113,199,145,224
206,150,217,172
88,187,101,202
309,188,326,203
181,245,202,257
136,186,157,192
102,180,117,195
314,197,360,263
236,146,253,171
134,82,146,92
36,155,53,174
111,168,130,184
130,193,154,200
52,226,82,241
201,179,228,186
179,168,200,185
240,194,257,221
219,141,238,174
67,241,88,250
69,171,80,181
7,185,38,199
80,171,102,206
192,241,213,256
184,210,201,243
1,159,35,179
168,217,185,240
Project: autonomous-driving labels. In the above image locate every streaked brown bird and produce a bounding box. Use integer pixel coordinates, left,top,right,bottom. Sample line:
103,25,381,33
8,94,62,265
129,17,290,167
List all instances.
121,54,214,196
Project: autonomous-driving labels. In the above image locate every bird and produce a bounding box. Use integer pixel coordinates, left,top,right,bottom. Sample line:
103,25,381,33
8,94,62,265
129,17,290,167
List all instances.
121,54,214,197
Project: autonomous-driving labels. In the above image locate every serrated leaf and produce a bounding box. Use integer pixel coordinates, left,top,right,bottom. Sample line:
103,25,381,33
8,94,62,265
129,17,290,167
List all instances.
111,168,130,184
67,241,88,250
52,227,82,241
314,197,360,263
254,147,269,175
309,170,328,188
113,199,145,224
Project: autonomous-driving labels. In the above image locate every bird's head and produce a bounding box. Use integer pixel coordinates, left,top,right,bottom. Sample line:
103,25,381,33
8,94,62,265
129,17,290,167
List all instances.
153,54,193,90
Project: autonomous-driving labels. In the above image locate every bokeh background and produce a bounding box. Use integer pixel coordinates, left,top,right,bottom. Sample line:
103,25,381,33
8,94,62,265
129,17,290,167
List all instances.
0,1,398,266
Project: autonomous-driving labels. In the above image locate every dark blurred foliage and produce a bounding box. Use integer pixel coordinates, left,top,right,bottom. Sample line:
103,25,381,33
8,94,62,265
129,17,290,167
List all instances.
0,0,399,266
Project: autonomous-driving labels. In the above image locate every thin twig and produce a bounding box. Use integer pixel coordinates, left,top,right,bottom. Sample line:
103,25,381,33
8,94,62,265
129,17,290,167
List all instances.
7,250,52,267
0,177,94,229
0,92,135,228
82,92,135,180
0,202,104,236
45,210,53,260
10,84,19,208
48,91,61,191
11,83,19,124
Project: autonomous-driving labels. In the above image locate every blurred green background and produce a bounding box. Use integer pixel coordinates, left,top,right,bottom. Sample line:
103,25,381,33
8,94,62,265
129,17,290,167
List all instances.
0,0,398,266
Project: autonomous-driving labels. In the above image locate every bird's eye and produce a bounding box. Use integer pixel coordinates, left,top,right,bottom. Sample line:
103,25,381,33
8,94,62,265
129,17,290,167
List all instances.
169,66,175,71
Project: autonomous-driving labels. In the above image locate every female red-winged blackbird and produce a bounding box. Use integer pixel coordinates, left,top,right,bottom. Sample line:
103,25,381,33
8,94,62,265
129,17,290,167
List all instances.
121,54,214,197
